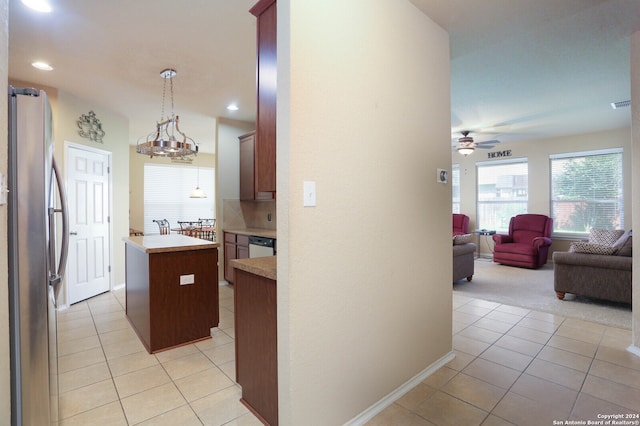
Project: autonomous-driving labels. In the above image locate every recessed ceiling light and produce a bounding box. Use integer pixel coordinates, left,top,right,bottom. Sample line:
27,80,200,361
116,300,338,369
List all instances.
21,0,52,13
32,61,53,71
226,104,239,111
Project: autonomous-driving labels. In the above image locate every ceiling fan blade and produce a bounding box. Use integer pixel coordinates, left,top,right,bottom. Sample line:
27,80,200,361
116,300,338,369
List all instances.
475,139,500,146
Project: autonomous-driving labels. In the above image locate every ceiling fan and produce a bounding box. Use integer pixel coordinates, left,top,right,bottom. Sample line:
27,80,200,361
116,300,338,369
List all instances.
454,130,500,155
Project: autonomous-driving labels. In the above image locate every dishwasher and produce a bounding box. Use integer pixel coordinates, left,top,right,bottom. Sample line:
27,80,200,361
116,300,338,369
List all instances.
248,236,276,258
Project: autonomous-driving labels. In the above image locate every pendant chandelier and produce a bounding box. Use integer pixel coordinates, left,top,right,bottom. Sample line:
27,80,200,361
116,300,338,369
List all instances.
189,153,207,198
136,69,198,158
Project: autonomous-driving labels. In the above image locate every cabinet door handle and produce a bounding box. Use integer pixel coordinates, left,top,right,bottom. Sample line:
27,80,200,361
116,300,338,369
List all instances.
70,231,78,235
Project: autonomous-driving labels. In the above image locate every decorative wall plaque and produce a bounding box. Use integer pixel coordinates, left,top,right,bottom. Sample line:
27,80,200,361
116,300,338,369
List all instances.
77,110,105,143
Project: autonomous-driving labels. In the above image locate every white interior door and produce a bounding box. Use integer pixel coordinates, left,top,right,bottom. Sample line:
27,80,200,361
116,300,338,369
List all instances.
66,144,111,304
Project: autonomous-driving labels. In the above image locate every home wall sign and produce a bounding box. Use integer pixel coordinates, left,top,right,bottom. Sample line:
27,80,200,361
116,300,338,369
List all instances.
77,110,106,143
487,150,512,159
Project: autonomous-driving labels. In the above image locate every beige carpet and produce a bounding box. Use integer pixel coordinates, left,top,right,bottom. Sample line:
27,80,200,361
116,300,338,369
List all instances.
453,258,632,330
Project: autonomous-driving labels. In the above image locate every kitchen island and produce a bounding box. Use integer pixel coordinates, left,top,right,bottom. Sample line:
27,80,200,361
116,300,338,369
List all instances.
232,256,277,425
124,234,220,353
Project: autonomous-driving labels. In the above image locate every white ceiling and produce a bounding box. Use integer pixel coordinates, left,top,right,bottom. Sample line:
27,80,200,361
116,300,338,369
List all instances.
9,0,640,152
412,0,640,145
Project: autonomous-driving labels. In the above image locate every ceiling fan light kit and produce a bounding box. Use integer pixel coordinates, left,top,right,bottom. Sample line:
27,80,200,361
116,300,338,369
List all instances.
136,69,199,158
457,146,475,156
454,129,501,155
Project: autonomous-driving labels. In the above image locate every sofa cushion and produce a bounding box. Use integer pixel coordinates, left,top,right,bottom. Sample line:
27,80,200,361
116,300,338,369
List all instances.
615,235,632,257
569,241,617,255
588,228,624,246
494,242,537,256
453,233,473,245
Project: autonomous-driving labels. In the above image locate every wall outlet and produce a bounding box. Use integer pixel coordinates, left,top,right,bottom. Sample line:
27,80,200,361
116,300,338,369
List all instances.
180,274,195,285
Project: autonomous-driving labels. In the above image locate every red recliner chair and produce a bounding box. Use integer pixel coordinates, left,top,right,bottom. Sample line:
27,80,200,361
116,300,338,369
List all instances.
492,214,553,269
452,214,470,236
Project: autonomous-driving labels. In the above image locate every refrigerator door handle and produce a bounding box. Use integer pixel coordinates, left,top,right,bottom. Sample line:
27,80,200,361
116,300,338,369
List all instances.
49,155,69,286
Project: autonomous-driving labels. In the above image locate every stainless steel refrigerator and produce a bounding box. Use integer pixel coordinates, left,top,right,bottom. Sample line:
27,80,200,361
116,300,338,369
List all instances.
8,86,69,425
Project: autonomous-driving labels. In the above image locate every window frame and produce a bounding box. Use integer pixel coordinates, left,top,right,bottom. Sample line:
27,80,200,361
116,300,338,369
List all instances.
476,157,529,233
143,163,216,235
549,148,623,239
452,163,460,214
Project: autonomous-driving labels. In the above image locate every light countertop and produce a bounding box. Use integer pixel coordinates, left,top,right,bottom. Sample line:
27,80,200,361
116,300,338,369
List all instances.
231,256,276,281
223,228,276,239
124,234,220,254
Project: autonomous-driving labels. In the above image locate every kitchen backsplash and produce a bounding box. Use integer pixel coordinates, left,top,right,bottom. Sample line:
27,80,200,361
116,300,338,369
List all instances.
222,199,276,231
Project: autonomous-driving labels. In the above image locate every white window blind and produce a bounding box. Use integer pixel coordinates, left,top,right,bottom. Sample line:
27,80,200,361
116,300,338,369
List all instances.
452,164,460,214
550,148,623,236
144,163,215,235
476,159,528,232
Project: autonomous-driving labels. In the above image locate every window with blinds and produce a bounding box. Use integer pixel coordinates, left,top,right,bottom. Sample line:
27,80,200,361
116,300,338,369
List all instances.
144,163,215,235
452,164,460,214
550,148,623,236
476,159,528,232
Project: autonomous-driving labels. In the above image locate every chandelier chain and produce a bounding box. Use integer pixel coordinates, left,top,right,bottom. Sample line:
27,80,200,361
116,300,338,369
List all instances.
136,68,197,158
169,75,175,118
161,77,167,121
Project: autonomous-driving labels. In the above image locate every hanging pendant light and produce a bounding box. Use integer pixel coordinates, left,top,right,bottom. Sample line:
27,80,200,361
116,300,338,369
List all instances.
190,153,207,198
137,69,198,158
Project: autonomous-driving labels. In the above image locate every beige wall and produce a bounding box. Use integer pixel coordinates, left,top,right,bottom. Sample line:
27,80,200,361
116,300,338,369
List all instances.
1,0,10,423
278,1,452,423
217,118,254,201
55,91,129,300
453,127,633,254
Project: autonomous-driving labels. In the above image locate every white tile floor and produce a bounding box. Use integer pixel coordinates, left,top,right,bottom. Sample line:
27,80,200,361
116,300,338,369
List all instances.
56,285,640,425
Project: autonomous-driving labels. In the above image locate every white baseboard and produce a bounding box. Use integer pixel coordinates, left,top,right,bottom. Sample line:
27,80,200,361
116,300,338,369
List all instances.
627,345,640,358
344,351,456,426
112,283,125,291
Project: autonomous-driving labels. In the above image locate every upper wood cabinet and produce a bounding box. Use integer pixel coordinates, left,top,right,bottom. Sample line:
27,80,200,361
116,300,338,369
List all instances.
250,0,276,195
239,131,273,201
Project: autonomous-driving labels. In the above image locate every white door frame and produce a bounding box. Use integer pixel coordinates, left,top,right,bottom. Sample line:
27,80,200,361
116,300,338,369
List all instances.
62,141,113,308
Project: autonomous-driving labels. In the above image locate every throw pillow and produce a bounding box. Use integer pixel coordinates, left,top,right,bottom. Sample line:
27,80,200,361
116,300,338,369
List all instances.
612,229,632,248
453,233,473,245
588,228,625,246
569,241,617,255
616,234,633,257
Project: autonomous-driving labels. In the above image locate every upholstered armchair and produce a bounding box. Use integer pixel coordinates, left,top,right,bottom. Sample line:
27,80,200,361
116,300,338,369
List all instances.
452,214,470,236
492,214,553,269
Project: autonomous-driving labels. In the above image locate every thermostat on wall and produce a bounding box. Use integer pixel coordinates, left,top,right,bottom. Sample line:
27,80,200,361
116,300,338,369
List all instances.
437,168,448,184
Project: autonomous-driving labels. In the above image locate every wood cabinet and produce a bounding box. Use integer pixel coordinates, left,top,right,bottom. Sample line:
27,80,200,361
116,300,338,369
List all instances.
124,235,219,353
224,232,249,282
239,131,274,201
248,0,276,197
234,266,277,425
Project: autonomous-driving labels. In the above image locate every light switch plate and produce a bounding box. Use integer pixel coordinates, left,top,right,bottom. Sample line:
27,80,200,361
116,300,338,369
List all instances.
303,181,316,207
